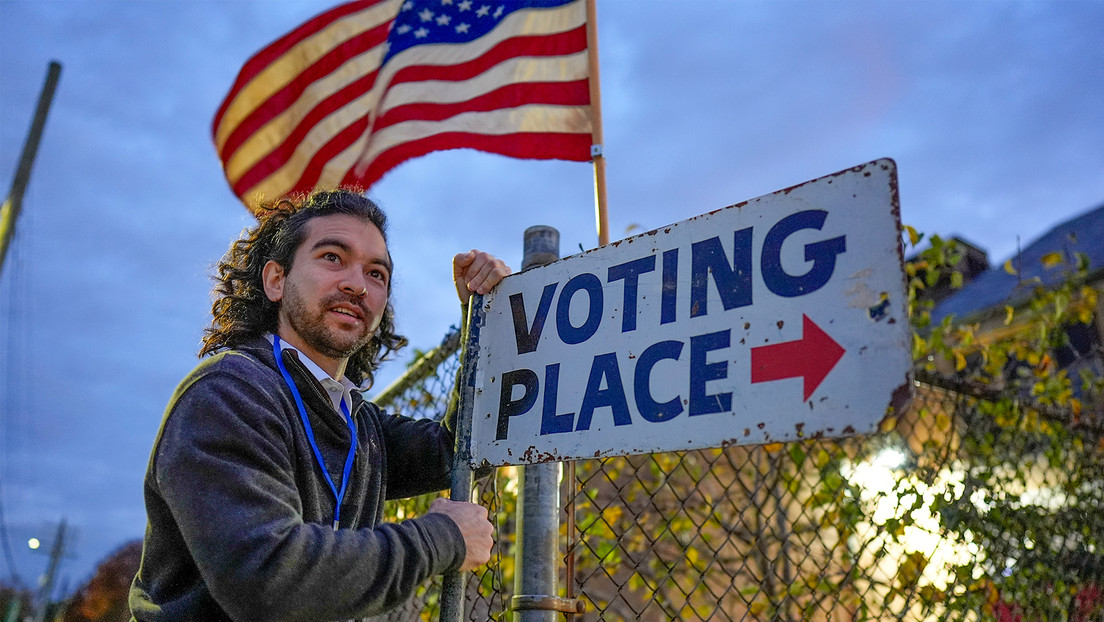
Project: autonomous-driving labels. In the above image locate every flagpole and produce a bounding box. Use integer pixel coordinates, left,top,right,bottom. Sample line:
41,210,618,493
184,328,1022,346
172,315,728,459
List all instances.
559,3,608,614
585,0,609,247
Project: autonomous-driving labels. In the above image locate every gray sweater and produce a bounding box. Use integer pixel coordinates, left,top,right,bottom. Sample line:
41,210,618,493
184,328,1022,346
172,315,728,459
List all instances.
130,338,464,621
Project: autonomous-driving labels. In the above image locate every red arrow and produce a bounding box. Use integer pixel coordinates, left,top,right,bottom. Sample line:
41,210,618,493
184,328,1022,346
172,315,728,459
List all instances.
750,315,845,401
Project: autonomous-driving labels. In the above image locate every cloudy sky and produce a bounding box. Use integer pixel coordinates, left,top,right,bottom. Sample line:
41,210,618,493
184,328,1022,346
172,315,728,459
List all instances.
1,0,1102,589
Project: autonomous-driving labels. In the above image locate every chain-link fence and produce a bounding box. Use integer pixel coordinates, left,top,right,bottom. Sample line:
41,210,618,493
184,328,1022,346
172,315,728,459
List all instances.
376,328,1104,621
374,328,514,621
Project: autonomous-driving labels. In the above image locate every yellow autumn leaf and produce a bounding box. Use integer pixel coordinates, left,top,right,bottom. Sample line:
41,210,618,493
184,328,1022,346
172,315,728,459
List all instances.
1003,259,1017,275
602,505,623,524
904,224,921,246
1004,305,1015,325
763,443,784,453
955,352,967,371
913,332,927,355
879,415,898,433
936,411,952,432
814,448,832,468
897,551,929,588
1040,251,1063,268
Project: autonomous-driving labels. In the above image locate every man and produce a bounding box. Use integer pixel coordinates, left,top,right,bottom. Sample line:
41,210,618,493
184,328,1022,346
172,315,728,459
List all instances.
130,189,509,621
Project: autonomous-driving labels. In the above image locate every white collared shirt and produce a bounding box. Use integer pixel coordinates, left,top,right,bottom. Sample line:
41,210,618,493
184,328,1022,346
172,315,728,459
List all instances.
267,334,357,419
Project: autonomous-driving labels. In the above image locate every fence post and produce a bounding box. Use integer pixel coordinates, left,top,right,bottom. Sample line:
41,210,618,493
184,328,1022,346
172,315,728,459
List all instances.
440,295,483,622
513,227,561,622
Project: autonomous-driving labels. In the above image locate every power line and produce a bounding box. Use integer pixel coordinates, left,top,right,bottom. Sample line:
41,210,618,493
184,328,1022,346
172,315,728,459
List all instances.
0,491,20,585
0,195,28,586
0,196,28,587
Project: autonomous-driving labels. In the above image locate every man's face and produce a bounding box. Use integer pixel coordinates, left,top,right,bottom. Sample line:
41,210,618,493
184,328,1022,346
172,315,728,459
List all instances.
262,214,391,376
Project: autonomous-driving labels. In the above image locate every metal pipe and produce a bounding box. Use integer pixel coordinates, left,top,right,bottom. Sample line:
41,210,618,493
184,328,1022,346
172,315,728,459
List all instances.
440,295,483,622
564,459,577,609
513,226,561,622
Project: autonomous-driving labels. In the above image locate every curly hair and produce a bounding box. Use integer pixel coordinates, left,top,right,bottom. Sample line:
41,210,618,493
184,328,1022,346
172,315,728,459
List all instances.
201,189,408,387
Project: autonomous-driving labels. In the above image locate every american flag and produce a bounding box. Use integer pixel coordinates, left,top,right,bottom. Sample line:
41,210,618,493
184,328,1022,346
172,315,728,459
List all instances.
213,0,593,212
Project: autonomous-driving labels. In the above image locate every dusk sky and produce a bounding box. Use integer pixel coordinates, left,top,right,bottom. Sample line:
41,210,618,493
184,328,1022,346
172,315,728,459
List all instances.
1,0,1102,589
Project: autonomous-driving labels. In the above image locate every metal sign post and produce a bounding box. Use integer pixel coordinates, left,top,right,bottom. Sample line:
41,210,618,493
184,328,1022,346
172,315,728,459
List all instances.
510,227,579,621
467,159,912,467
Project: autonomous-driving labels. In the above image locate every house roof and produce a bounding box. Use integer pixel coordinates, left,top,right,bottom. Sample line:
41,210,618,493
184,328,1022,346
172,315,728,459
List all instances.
932,204,1104,323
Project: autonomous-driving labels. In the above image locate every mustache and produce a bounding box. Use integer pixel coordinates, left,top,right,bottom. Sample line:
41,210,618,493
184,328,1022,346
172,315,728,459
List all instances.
321,292,371,320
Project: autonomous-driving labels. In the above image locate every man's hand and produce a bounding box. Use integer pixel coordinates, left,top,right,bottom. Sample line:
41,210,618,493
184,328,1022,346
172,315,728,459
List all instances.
453,250,511,305
428,498,494,572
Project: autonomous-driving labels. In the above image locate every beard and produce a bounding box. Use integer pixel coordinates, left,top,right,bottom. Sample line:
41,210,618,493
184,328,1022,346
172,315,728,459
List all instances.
281,279,376,360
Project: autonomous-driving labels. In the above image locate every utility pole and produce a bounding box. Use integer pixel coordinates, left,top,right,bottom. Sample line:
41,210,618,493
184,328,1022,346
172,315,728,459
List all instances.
0,61,62,277
2,61,62,622
32,519,68,622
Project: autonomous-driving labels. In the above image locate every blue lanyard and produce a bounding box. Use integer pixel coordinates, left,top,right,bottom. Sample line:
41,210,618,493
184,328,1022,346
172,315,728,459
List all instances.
272,335,358,529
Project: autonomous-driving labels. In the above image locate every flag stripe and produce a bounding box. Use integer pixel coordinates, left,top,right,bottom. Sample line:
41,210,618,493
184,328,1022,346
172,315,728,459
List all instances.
214,0,399,151
378,27,588,109
346,131,591,189
231,89,372,196
212,0,383,135
375,2,586,93
242,116,373,205
217,22,390,165
241,103,590,201
359,104,593,165
379,47,588,116
375,78,590,132
289,116,374,199
224,59,380,184
242,131,588,207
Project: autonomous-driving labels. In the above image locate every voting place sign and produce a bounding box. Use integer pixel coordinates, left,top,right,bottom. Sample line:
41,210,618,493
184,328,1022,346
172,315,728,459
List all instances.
466,159,912,466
